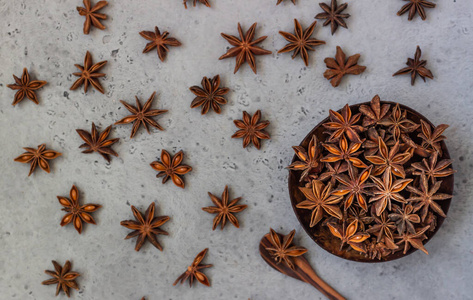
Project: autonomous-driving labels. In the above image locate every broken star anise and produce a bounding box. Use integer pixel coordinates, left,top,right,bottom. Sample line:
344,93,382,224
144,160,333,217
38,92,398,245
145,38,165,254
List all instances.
7,68,47,106
323,46,366,87
42,260,80,297
76,122,119,163
327,220,370,253
76,0,108,35
288,135,323,181
323,103,365,143
70,51,107,94
150,149,192,189
115,92,168,138
265,228,308,270
58,185,101,234
219,23,272,74
202,186,247,230
315,0,350,35
397,0,436,21
232,110,270,150
189,75,229,114
359,95,391,127
174,248,213,287
140,26,182,62
14,144,61,176
393,46,433,86
278,19,325,67
120,202,170,251
183,0,210,9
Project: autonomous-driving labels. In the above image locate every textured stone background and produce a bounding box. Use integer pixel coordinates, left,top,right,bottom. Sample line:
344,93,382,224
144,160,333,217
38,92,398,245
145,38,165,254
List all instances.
1,0,472,299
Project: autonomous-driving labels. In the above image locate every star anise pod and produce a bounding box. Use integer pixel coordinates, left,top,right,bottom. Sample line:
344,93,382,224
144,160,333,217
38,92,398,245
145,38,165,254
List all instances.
115,92,168,138
120,202,170,251
70,51,107,94
297,180,343,227
288,135,323,181
366,212,396,243
189,75,229,114
318,161,349,186
407,173,452,221
359,95,391,127
183,0,210,9
150,149,192,189
173,248,213,287
202,186,247,230
315,0,350,35
379,103,419,139
393,46,433,86
14,144,61,176
76,0,108,34
334,164,373,211
219,23,272,74
397,0,436,21
140,26,182,62
42,260,80,297
278,19,325,66
395,225,430,255
388,204,420,234
265,228,308,270
412,152,455,184
58,185,101,234
418,119,448,156
76,122,119,163
232,110,270,150
370,171,413,216
7,68,47,106
327,220,370,253
323,46,366,87
363,128,388,156
277,0,296,5
365,138,411,178
321,135,367,168
366,238,398,260
346,207,374,232
323,103,365,143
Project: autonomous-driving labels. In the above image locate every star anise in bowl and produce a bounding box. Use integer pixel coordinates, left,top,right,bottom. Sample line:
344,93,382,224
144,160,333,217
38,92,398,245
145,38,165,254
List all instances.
288,95,454,262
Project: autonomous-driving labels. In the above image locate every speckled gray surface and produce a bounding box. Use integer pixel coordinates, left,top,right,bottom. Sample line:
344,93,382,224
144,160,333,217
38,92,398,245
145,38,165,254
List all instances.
1,0,472,299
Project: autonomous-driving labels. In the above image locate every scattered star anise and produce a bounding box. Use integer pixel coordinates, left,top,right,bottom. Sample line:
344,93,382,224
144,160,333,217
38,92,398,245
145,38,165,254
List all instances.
76,0,108,35
265,228,308,270
202,186,247,230
14,144,61,176
297,180,343,227
7,68,47,106
318,161,349,186
232,110,270,150
189,75,230,114
365,138,411,178
219,23,272,74
334,164,373,211
115,92,168,138
411,152,455,184
323,103,365,143
315,0,350,35
140,26,182,62
378,103,419,139
407,173,452,221
70,51,107,94
370,171,412,216
57,185,101,234
395,225,430,255
150,149,193,189
277,0,296,5
120,202,170,251
183,0,210,9
388,204,420,234
393,46,433,86
323,46,366,87
278,19,325,66
397,0,436,21
76,122,119,163
359,95,391,127
366,212,396,243
173,248,213,287
327,220,370,253
418,119,448,156
42,260,80,297
321,135,367,168
288,135,323,181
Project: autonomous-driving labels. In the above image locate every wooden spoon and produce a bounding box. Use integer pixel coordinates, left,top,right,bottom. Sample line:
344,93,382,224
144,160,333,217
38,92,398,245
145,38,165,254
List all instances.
260,233,346,300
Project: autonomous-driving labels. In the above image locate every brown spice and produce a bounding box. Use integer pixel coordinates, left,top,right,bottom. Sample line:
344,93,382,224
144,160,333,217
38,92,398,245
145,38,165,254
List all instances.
173,248,213,287
150,150,192,189
315,0,350,35
202,186,247,230
7,68,47,106
140,26,181,62
42,260,80,297
14,144,61,176
76,122,119,163
393,46,433,86
189,75,229,114
323,46,366,87
232,110,270,150
70,51,107,94
77,0,108,34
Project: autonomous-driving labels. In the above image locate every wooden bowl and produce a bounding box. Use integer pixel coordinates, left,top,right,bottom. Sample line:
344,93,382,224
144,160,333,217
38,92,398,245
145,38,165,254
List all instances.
288,101,454,262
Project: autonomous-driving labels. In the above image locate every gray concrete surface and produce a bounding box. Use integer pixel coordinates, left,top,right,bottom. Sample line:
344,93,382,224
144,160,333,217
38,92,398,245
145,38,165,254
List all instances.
1,0,472,299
